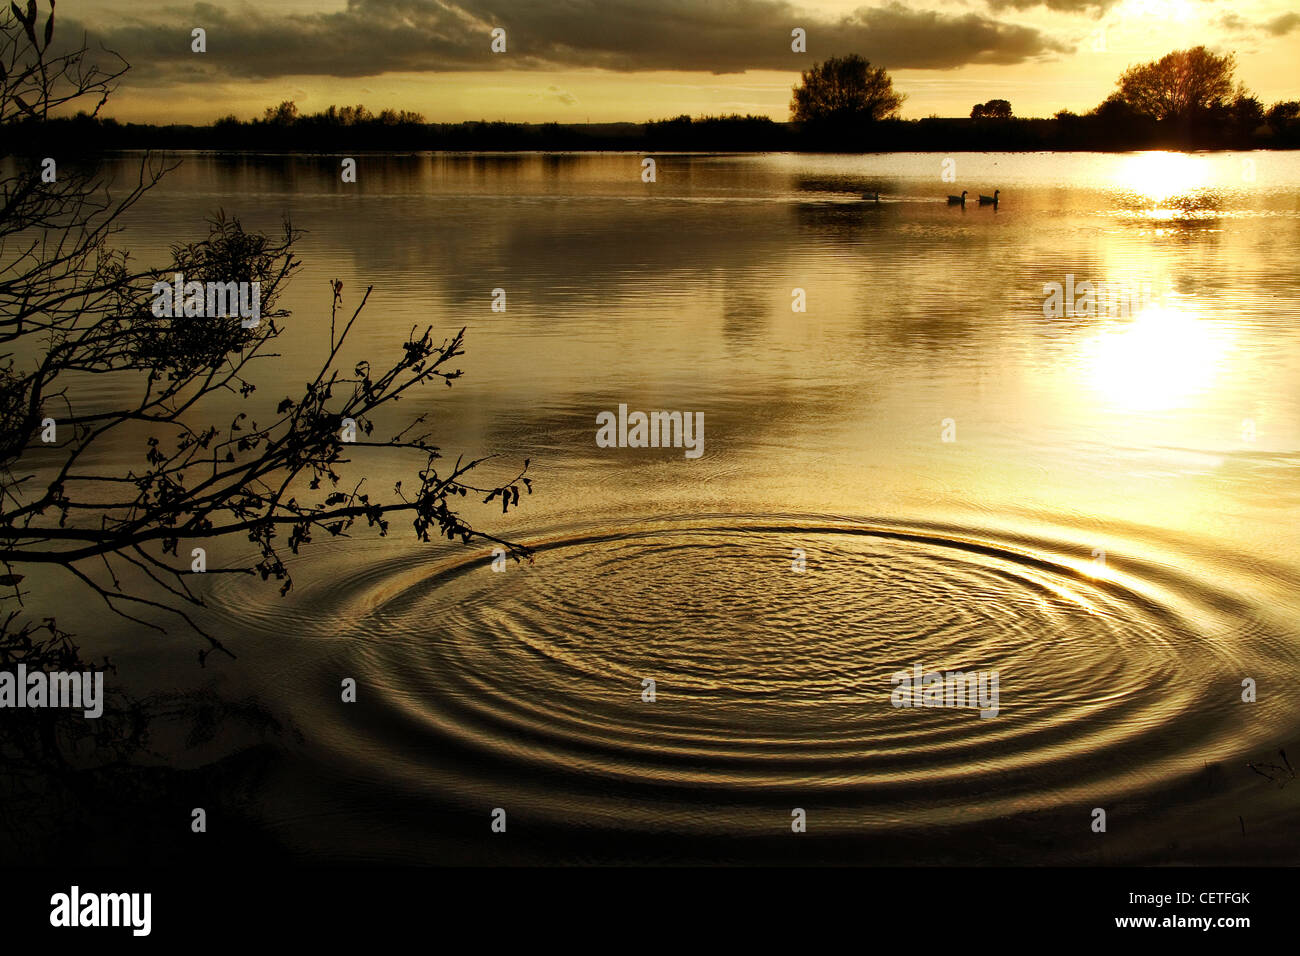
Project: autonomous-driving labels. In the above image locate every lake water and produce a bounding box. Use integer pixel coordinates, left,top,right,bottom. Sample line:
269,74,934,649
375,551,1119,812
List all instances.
68,151,1300,863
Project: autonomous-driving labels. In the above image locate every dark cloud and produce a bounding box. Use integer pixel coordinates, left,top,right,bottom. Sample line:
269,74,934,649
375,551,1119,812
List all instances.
983,0,1117,15
1213,10,1300,37
1265,12,1300,36
65,0,1069,82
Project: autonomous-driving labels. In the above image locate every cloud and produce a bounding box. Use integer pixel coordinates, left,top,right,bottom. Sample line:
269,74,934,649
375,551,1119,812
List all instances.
64,0,1070,82
1264,12,1300,36
983,0,1117,15
1213,10,1300,37
546,85,578,105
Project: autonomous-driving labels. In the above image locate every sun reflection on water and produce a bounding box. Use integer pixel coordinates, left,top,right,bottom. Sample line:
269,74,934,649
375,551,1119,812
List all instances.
1118,151,1210,205
1081,305,1231,412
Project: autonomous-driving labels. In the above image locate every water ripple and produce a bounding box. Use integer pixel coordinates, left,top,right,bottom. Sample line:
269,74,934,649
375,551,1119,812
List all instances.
208,514,1299,850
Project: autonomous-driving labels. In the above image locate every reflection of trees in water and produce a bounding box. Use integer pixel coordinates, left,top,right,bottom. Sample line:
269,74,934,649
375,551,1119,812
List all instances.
721,281,767,352
791,199,889,240
1,620,296,864
793,176,889,197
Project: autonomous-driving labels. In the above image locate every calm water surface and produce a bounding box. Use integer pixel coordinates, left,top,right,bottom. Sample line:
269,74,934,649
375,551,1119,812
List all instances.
76,151,1300,863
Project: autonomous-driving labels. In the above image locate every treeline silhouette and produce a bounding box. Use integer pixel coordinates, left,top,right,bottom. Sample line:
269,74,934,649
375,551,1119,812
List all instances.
8,104,1300,153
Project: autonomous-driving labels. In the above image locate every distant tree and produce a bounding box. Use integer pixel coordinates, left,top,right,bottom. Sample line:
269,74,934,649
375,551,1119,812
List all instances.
337,104,373,125
971,99,1012,120
1115,46,1236,121
374,108,426,125
1090,93,1142,120
790,55,905,127
646,113,779,149
1265,100,1300,127
1228,88,1265,130
261,100,299,125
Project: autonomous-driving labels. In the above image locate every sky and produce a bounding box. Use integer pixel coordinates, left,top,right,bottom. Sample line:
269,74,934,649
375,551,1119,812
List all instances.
50,0,1300,124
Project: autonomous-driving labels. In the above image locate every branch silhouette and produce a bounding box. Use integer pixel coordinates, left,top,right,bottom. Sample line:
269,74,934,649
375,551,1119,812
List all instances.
1,2,533,667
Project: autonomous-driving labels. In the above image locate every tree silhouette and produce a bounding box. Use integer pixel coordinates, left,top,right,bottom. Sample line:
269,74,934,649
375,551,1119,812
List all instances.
1116,46,1237,122
261,99,299,125
790,54,905,132
1266,100,1300,127
971,99,1012,120
1,1,533,667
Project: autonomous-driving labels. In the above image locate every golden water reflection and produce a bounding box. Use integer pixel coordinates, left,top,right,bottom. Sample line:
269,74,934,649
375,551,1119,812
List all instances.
1119,151,1210,204
1080,304,1233,412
